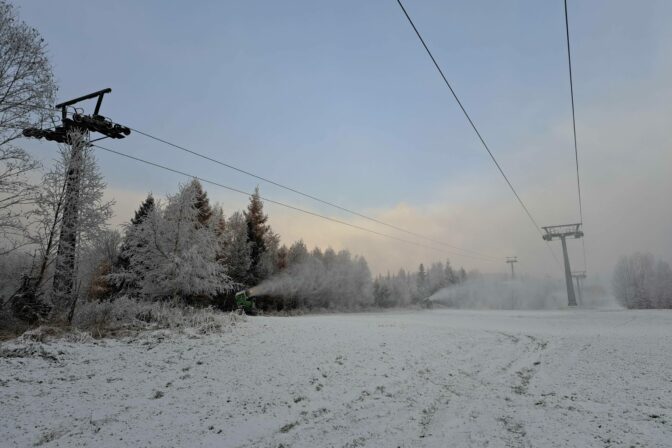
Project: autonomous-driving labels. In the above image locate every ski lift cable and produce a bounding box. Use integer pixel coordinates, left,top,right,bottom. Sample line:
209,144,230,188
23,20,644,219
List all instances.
7,99,500,262
563,0,588,271
91,143,500,263
128,126,500,261
395,0,560,266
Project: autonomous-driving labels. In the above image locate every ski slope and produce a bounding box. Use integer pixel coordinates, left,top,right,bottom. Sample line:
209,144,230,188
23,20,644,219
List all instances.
2,309,671,447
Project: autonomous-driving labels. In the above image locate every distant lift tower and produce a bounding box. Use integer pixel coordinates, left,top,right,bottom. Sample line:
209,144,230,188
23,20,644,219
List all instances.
542,223,584,306
571,271,587,306
505,256,518,280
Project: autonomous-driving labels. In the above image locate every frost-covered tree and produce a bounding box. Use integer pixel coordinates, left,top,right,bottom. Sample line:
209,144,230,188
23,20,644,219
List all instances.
287,239,308,266
373,277,392,307
256,229,280,281
0,1,56,255
415,263,428,300
613,253,672,309
276,244,288,272
107,194,155,294
444,260,457,286
219,211,251,286
31,140,113,295
82,230,121,300
458,267,467,284
428,261,445,294
121,181,233,300
253,244,373,311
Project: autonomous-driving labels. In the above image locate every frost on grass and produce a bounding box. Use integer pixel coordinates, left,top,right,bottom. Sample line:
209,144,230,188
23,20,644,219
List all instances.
1,296,245,346
70,296,244,338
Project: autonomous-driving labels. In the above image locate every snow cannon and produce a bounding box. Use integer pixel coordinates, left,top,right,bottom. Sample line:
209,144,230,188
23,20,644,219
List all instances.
234,288,258,315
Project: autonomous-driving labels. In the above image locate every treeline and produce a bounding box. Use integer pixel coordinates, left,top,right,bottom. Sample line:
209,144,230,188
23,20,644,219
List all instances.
613,253,672,309
94,180,464,312
94,181,279,308
372,261,467,307
0,0,470,319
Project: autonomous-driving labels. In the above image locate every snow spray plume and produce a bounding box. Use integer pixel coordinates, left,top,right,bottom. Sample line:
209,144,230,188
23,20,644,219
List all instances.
429,275,619,309
429,276,566,310
252,252,373,309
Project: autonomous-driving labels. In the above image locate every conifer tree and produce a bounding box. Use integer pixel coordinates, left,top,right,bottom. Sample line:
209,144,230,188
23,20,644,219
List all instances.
244,186,270,283
130,194,155,226
276,245,288,271
190,179,212,226
109,194,155,294
121,182,232,300
220,211,252,286
444,259,457,285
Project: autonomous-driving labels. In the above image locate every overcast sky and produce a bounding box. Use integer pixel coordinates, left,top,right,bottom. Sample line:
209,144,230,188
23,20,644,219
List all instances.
17,0,672,279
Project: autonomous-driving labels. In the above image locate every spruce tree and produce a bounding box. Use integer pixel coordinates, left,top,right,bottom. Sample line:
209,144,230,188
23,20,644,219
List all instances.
190,179,212,226
130,194,155,226
110,193,156,293
416,263,428,301
244,186,270,283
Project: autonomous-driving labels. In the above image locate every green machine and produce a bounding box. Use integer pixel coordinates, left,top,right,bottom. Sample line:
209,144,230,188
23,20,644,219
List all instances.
234,289,256,314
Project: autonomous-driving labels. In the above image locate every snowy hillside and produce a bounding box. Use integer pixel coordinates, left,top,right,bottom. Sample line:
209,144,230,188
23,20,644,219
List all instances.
2,309,671,447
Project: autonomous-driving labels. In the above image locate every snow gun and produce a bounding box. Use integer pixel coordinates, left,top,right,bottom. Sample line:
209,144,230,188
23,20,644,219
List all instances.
234,286,261,314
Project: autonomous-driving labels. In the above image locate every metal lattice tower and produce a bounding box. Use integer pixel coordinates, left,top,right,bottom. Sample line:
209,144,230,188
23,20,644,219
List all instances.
542,223,583,306
23,89,130,318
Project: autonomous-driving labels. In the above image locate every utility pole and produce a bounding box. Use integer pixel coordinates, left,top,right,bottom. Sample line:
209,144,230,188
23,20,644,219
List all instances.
571,271,587,306
542,223,584,307
23,88,129,318
505,256,518,279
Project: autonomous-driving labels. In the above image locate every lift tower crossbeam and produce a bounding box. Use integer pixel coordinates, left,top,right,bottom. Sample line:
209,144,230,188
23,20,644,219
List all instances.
542,223,583,306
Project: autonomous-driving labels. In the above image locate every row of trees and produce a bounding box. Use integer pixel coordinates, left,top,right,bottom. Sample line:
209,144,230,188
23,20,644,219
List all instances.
99,181,280,304
254,241,373,310
612,253,672,309
372,261,467,308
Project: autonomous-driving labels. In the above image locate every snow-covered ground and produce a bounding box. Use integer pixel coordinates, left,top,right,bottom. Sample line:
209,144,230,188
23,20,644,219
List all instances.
2,309,671,447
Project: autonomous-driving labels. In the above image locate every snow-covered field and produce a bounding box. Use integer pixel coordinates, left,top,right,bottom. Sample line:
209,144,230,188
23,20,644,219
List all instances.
2,309,671,447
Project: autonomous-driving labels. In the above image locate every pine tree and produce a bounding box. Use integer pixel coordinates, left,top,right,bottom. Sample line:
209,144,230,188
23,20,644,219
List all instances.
244,186,270,284
131,194,155,226
220,211,252,286
190,179,212,226
458,267,467,283
416,263,428,301
109,194,155,294
287,240,308,266
444,259,457,286
276,244,289,271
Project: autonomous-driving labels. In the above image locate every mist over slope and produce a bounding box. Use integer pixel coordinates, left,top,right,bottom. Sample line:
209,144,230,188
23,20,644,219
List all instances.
429,276,619,310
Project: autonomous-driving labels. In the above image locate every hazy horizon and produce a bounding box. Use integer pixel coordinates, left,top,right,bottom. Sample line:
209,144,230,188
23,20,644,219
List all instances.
16,0,672,279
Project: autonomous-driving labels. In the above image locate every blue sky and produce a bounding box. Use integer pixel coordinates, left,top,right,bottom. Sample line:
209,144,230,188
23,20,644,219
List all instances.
17,0,672,277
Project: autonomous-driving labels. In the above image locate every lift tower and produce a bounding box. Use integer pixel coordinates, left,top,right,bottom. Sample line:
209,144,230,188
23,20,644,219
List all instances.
542,223,583,306
571,271,587,306
505,256,518,280
23,89,130,318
